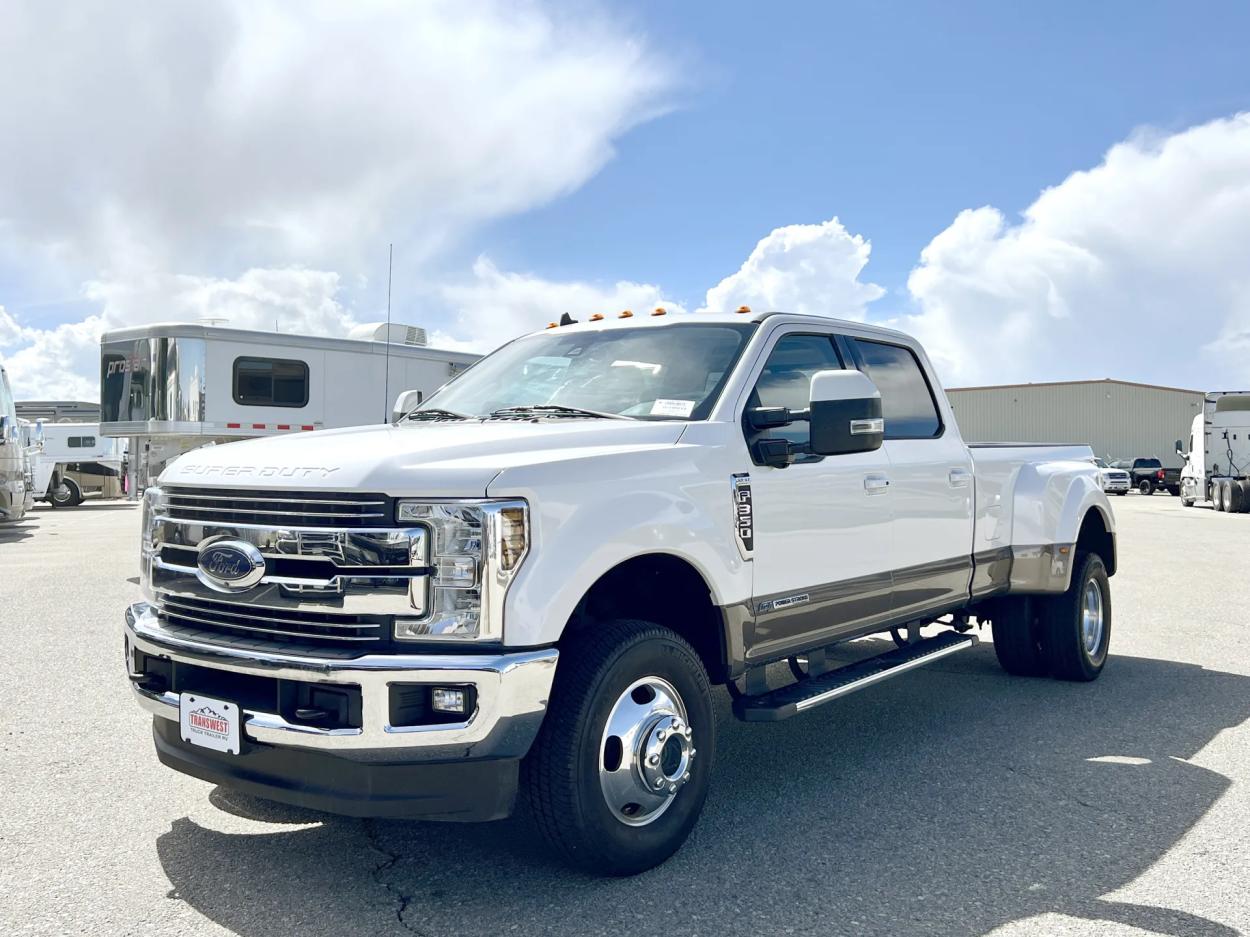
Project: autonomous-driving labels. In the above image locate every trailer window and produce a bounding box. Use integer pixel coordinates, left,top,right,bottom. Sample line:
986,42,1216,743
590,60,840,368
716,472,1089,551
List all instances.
849,338,942,438
232,357,309,408
68,436,96,448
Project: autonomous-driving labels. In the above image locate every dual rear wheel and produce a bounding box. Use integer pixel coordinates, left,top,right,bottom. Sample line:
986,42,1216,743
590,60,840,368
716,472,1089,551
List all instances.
991,552,1110,682
1213,479,1250,513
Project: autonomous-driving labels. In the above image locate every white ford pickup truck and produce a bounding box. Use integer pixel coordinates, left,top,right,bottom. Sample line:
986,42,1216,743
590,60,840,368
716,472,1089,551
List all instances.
125,310,1116,874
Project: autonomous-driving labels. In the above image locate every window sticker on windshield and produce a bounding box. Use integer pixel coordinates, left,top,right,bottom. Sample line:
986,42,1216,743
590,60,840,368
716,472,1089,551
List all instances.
650,398,696,418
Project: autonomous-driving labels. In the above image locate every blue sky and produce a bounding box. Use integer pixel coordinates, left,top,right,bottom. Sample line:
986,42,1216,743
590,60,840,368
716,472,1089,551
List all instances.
477,1,1250,311
3,1,1250,397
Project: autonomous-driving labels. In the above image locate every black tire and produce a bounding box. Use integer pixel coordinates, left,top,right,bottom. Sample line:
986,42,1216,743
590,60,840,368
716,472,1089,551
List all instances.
1237,481,1250,513
1137,480,1154,495
523,619,715,875
990,597,1048,677
1041,552,1111,682
51,477,81,508
1227,481,1245,514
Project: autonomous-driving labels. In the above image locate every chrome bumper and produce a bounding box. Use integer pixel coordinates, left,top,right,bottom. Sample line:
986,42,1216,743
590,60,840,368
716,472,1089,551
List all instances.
124,602,558,761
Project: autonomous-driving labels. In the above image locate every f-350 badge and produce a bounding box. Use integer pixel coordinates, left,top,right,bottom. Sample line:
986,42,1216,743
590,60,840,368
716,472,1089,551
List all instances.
731,473,753,558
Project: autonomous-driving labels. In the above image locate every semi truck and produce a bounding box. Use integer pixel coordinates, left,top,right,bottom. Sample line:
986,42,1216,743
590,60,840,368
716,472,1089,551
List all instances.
1178,391,1250,511
124,309,1116,874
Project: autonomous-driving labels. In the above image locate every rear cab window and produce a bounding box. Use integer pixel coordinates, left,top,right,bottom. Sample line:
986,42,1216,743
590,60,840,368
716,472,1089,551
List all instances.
846,337,942,439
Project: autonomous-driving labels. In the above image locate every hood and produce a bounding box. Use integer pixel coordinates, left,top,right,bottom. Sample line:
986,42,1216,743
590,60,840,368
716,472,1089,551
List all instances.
160,419,688,497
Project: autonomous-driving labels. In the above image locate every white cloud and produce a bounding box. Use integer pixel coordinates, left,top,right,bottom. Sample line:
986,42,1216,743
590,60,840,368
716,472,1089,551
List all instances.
702,219,885,319
0,0,673,397
902,113,1250,388
2,317,103,401
435,257,686,351
0,306,29,346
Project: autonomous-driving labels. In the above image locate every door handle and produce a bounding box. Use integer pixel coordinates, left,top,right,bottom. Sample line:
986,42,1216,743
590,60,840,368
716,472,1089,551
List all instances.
864,474,890,494
948,468,972,489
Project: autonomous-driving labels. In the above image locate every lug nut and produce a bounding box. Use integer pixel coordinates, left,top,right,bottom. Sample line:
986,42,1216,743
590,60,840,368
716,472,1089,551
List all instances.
668,784,677,793
657,730,667,741
655,778,665,789
648,754,659,766
683,726,692,738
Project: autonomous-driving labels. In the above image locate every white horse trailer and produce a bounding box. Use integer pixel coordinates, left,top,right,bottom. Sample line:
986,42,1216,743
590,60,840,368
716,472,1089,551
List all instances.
98,322,479,494
33,422,127,507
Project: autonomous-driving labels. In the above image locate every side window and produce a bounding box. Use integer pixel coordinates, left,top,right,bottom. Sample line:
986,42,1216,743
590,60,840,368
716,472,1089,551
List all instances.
68,436,96,448
233,357,310,408
850,338,941,439
749,334,843,447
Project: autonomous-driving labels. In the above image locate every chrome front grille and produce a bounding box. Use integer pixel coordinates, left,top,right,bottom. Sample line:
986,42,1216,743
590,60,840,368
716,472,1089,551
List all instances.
165,487,392,528
158,594,390,648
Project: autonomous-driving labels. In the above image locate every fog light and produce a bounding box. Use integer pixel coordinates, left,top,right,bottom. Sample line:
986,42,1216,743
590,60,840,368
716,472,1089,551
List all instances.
431,687,468,714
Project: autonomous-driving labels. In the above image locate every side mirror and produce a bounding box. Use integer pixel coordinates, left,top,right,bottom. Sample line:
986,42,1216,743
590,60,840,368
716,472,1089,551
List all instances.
0,415,9,446
391,389,424,422
1175,439,1184,456
809,370,883,456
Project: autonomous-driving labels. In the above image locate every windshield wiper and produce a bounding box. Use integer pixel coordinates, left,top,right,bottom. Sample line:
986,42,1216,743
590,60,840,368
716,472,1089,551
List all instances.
488,405,631,421
406,407,472,422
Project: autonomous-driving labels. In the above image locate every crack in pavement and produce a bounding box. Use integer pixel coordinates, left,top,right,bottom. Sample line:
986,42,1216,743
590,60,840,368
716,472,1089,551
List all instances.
363,819,432,937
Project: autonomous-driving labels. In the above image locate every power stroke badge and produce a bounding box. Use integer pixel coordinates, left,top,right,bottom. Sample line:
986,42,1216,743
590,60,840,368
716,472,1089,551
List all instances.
731,473,753,558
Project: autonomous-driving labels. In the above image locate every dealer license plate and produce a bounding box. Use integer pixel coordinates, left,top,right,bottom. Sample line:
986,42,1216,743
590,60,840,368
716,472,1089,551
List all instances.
179,693,241,755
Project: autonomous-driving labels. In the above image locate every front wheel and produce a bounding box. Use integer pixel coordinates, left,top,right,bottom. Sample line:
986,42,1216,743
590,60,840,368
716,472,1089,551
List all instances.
1041,552,1111,681
523,620,715,875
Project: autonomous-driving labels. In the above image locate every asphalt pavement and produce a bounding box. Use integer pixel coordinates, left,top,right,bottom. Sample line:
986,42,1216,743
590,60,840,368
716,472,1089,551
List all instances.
2,494,1248,936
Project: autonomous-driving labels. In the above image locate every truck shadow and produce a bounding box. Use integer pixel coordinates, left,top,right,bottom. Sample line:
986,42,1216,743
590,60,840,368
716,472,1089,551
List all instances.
0,516,38,542
156,649,1250,937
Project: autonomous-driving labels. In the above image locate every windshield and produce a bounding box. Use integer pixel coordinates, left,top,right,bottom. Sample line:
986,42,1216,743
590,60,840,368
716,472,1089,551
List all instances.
416,323,756,420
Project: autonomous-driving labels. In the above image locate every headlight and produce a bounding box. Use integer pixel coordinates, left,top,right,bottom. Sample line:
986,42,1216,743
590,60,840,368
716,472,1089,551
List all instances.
393,499,528,642
139,486,166,600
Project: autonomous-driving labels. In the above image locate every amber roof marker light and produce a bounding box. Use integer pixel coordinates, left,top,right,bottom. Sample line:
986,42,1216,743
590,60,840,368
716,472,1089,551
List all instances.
736,305,752,314
619,310,633,319
652,307,667,316
589,313,605,322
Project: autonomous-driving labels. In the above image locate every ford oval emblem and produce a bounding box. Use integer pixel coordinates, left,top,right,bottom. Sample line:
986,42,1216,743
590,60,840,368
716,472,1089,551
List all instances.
196,540,266,592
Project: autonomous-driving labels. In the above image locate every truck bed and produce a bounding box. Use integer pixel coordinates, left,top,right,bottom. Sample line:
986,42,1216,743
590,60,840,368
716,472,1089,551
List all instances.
969,443,1098,556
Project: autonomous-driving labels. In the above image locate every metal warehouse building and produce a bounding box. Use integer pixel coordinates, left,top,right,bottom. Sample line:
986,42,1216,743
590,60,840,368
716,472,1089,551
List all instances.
946,379,1204,469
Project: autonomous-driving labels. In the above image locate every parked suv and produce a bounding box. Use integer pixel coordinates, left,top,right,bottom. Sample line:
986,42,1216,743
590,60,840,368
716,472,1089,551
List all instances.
1093,458,1130,496
1110,457,1180,496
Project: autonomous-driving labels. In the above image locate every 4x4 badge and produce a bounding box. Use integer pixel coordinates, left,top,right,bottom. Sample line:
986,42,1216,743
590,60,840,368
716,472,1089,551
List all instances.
731,473,753,557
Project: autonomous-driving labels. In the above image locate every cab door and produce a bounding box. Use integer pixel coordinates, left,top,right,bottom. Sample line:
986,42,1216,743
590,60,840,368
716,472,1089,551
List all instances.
842,336,974,619
741,330,895,664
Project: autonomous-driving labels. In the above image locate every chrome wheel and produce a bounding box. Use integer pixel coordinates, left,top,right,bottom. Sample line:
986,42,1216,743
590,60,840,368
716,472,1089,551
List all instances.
1081,579,1104,656
598,676,694,827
